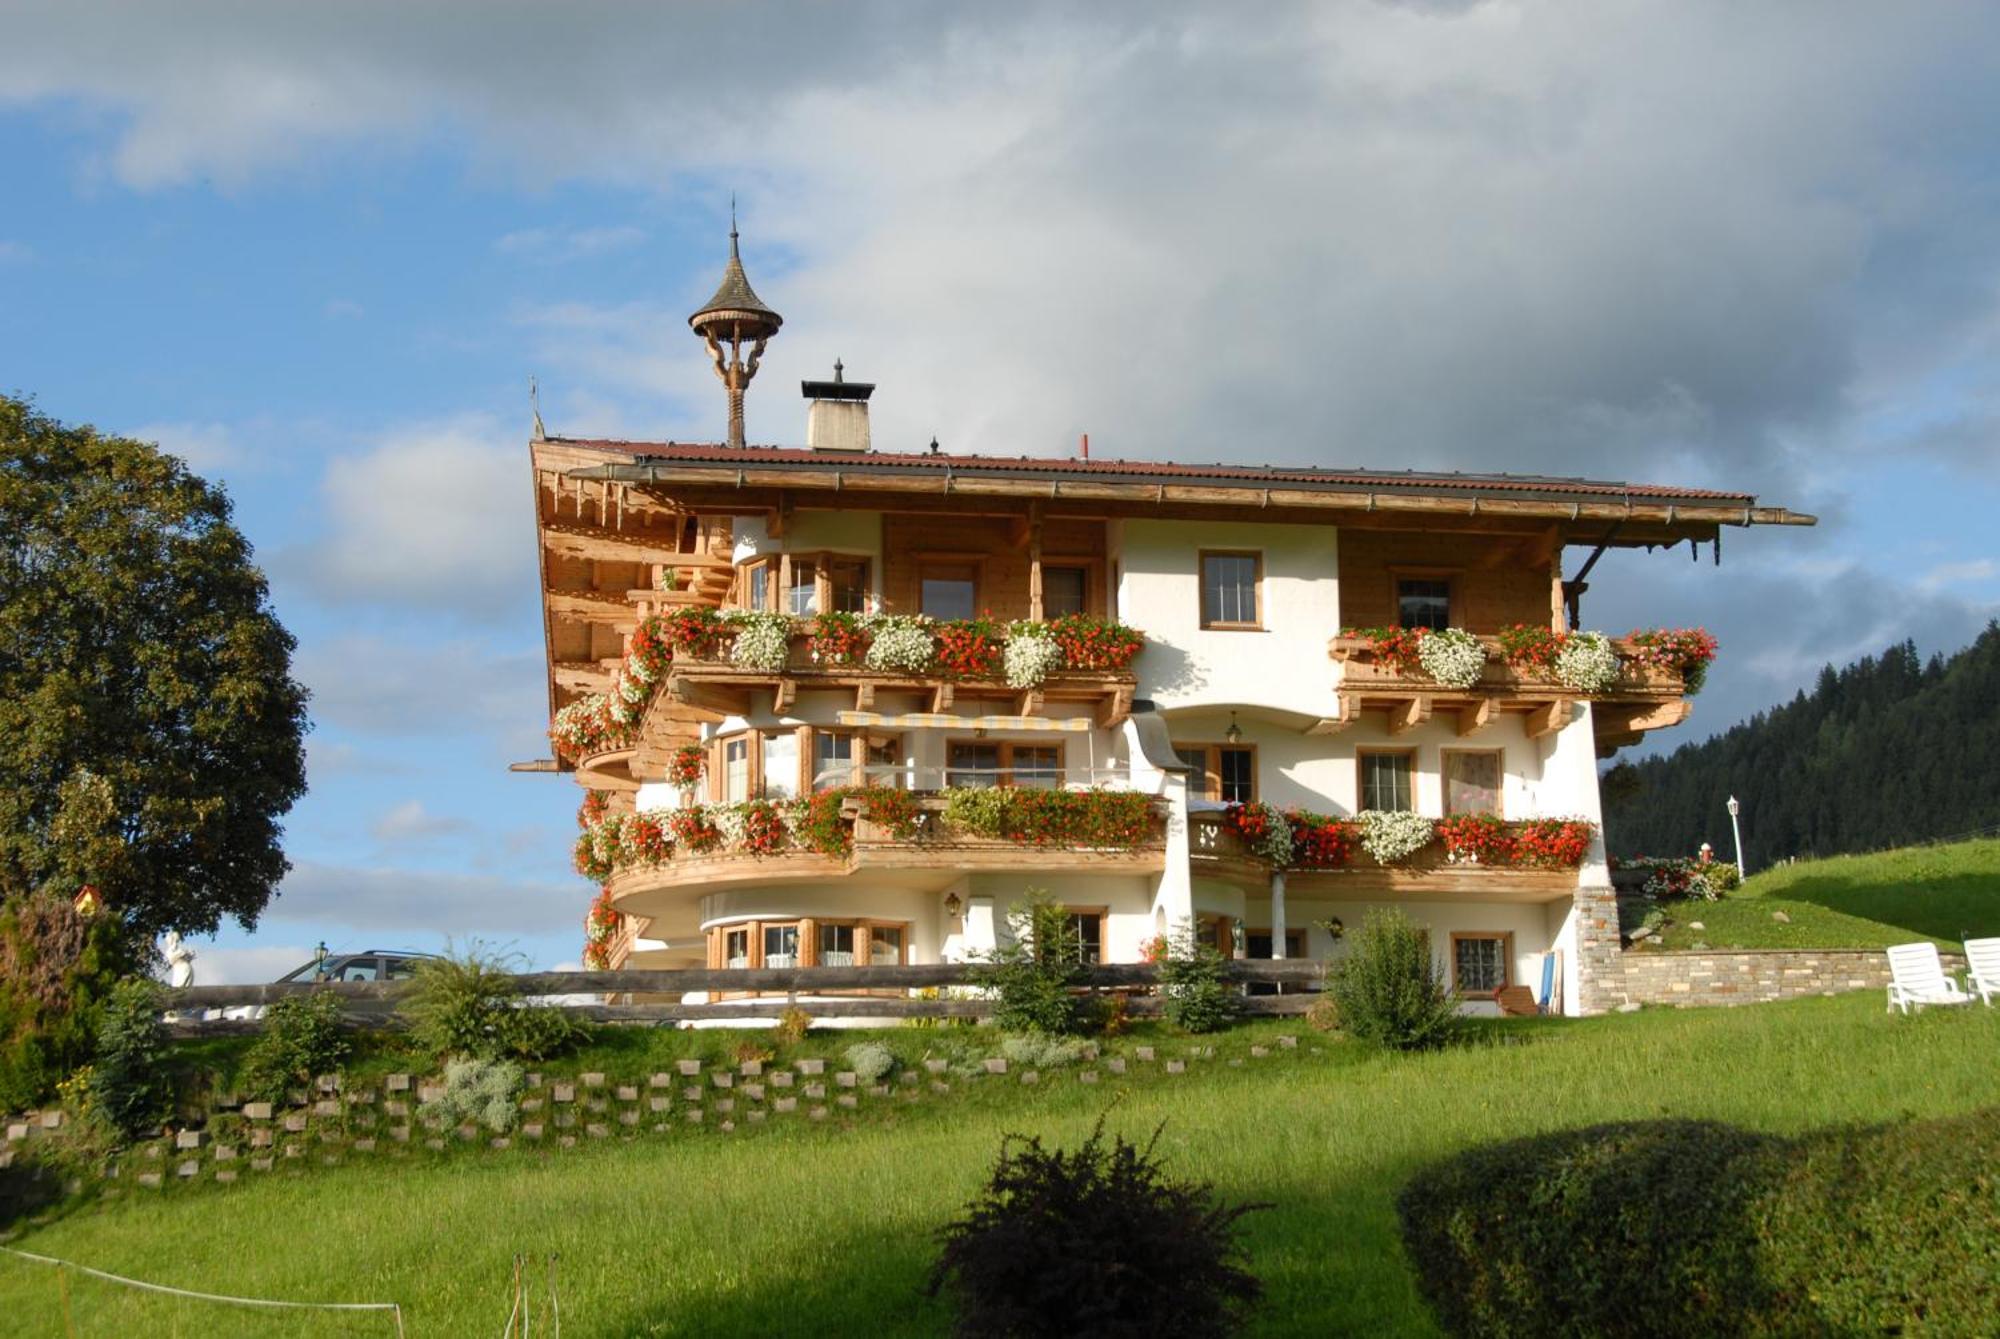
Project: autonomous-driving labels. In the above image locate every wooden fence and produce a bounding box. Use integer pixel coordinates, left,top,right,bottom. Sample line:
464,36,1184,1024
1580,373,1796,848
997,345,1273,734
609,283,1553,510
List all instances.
164,961,1328,1032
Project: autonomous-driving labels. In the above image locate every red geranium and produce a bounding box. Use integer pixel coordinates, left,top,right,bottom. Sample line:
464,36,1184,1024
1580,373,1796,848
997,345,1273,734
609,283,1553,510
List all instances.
667,807,722,854
626,812,671,863
1435,813,1516,863
737,800,791,856
1343,626,1428,674
1286,811,1359,868
1047,614,1144,672
578,790,610,829
660,607,730,659
667,744,707,789
935,615,1003,678
808,611,870,666
1511,818,1595,868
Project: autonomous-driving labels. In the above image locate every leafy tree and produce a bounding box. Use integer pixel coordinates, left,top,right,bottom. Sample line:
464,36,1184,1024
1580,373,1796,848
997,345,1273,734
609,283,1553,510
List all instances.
968,888,1096,1035
1603,625,2000,866
1,395,309,934
1329,908,1460,1051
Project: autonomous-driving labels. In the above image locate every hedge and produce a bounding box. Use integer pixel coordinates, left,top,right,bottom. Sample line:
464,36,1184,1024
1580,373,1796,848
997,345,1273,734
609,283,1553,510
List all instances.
1396,1108,2000,1337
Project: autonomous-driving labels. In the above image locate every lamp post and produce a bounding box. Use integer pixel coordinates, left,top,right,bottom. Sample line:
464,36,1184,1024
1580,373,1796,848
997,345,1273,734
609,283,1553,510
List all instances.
313,940,329,982
1726,795,1745,881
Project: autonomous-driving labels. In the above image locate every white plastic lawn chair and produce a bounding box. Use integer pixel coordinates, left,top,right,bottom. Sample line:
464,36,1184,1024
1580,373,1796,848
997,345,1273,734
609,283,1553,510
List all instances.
1885,942,1972,1014
1963,938,2000,1006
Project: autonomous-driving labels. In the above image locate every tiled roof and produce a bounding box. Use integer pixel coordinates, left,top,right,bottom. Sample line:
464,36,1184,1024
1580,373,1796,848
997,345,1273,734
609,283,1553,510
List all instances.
546,437,1760,506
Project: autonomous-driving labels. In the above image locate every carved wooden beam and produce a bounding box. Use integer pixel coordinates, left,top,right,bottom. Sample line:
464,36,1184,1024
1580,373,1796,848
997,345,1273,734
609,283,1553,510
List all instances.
541,518,690,562
1097,684,1134,729
773,678,797,714
1524,698,1573,739
1386,697,1432,736
1016,688,1045,717
931,682,955,714
1457,698,1499,737
552,659,619,692
854,681,875,712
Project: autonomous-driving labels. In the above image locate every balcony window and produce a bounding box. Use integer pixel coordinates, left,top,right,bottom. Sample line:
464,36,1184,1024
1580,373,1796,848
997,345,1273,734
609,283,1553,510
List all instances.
1199,551,1261,629
787,561,819,616
1064,910,1104,965
1359,750,1415,813
869,925,905,966
829,558,870,613
1451,932,1511,995
819,923,856,967
1396,578,1452,631
1443,750,1502,816
741,560,772,612
761,731,799,800
949,740,1065,789
723,737,751,803
762,923,800,969
921,563,978,620
948,741,1001,789
1174,742,1257,804
1042,565,1088,618
812,731,857,791
724,927,750,970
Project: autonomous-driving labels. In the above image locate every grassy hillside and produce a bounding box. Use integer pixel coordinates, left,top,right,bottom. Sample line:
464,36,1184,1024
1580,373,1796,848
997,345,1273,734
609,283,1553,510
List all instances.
2,996,1996,1337
1649,837,2000,951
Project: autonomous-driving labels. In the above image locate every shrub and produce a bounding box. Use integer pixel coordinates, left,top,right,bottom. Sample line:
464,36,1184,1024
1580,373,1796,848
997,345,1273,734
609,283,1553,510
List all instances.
86,977,171,1139
844,1041,896,1084
0,888,132,1110
929,1120,1264,1338
405,946,586,1061
998,1034,1089,1069
1328,909,1458,1051
970,890,1094,1035
1397,1108,2000,1337
1158,923,1239,1035
419,1056,524,1134
1304,994,1339,1033
774,1004,813,1044
237,990,349,1104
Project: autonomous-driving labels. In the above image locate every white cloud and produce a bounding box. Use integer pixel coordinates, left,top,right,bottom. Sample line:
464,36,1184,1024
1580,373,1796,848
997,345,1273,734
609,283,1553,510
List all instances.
129,419,239,471
495,224,646,262
291,633,542,740
1919,558,1999,591
267,859,578,939
370,799,471,844
324,297,365,319
281,414,535,617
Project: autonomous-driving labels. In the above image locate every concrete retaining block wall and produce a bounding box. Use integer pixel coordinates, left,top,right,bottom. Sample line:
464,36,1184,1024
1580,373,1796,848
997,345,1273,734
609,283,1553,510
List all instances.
1611,948,1970,1007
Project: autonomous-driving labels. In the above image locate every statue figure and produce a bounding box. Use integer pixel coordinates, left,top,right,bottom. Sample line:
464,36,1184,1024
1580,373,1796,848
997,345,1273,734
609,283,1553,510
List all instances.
162,930,197,989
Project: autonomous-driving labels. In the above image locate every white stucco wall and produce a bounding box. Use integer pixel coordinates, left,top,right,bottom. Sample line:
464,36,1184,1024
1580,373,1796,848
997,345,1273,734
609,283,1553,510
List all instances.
1117,518,1340,718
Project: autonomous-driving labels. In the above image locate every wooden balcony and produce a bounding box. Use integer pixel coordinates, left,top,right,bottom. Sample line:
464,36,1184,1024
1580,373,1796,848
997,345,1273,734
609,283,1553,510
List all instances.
662,632,1136,727
607,792,1168,917
1187,811,1580,901
1325,634,1690,752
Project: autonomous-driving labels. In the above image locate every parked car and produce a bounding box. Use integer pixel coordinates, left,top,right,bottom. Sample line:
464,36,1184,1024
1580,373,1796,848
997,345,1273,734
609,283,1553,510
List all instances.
217,948,442,1019
277,948,441,984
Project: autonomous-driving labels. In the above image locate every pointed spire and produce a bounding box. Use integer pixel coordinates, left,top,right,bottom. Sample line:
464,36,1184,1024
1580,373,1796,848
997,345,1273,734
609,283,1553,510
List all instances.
529,374,546,440
689,208,782,334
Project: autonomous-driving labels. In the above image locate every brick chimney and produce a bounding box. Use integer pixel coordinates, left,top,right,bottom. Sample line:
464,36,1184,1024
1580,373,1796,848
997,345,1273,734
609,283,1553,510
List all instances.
802,360,873,452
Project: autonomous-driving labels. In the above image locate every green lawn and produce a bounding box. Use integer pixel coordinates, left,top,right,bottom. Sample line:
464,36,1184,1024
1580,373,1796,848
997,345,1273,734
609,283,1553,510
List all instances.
1649,837,2000,951
3,995,1997,1337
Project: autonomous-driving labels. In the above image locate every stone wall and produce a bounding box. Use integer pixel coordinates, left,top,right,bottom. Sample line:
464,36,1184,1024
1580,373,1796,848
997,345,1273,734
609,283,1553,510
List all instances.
1572,884,1625,1014
1608,948,1970,1008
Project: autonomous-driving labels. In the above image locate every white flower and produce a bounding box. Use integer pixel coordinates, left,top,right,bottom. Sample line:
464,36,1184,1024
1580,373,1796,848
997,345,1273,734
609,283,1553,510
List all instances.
863,615,937,674
1416,628,1488,689
1554,631,1622,694
1357,809,1435,864
726,612,795,673
1003,624,1064,688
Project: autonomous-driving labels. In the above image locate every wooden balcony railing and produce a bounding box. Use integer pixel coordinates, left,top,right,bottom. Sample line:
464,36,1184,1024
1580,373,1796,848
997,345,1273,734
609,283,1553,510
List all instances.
1186,810,1581,898
1325,634,1690,748
664,630,1135,725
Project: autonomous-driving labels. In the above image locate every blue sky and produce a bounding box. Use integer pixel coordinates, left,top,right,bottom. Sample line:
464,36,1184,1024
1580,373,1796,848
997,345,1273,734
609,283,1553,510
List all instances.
3,2,1998,981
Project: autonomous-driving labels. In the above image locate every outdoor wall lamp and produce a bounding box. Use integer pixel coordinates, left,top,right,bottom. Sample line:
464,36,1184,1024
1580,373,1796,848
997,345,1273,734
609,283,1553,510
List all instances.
313,940,329,981
1225,712,1242,744
943,892,964,916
